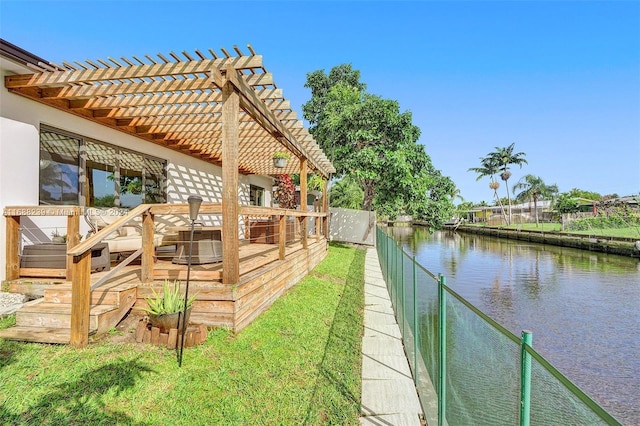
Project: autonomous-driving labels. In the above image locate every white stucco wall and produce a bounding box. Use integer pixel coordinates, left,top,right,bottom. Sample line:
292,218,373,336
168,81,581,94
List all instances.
0,64,274,280
0,117,40,279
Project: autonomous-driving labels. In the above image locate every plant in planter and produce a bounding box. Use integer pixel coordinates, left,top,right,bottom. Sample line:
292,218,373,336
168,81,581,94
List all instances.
138,279,197,333
272,151,291,168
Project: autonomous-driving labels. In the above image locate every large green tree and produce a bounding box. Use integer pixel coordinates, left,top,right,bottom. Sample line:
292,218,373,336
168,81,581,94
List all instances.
303,64,366,135
512,174,558,226
303,65,454,227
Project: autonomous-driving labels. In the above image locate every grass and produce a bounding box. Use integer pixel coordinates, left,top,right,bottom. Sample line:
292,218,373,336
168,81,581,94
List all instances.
0,243,366,425
469,222,640,238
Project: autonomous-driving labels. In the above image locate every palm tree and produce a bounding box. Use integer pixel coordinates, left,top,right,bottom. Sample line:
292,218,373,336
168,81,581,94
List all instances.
513,175,559,226
329,175,363,209
468,155,507,224
449,187,464,203
490,143,527,225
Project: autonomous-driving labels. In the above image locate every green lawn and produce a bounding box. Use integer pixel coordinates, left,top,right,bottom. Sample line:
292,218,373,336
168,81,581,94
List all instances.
0,243,366,425
469,222,640,239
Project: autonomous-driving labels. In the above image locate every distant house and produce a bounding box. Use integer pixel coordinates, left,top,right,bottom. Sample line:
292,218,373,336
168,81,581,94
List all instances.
464,200,554,224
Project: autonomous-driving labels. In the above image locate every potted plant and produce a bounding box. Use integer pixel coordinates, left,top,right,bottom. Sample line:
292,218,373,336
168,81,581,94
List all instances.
138,279,197,333
272,151,290,168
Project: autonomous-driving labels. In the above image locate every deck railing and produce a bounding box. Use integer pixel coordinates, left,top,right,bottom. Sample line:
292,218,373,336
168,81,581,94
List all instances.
4,204,327,347
376,226,621,426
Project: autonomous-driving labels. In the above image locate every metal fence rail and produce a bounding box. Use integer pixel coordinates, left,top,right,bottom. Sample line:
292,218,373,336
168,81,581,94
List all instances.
376,226,621,426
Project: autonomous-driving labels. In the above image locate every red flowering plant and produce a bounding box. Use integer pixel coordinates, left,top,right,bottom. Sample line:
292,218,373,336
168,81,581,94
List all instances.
274,174,297,209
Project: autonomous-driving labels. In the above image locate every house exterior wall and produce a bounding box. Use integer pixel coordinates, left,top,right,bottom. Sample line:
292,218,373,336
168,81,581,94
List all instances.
0,64,273,280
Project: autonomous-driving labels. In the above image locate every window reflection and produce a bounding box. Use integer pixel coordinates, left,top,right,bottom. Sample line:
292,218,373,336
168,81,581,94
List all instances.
144,157,166,204
39,127,167,207
39,131,80,205
87,141,116,207
119,151,144,208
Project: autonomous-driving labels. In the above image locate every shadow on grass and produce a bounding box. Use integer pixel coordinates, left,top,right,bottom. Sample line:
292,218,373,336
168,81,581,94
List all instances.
0,358,155,425
304,246,366,424
0,340,24,371
329,241,352,249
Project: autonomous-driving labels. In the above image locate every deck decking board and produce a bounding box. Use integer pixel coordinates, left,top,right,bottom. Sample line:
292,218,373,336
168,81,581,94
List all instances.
1,238,329,342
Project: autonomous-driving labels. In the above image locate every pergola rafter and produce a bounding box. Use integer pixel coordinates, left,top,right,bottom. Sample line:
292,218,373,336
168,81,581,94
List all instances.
4,45,334,178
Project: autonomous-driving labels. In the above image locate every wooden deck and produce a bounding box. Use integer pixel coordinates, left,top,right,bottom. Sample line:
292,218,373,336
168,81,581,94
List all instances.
2,238,329,343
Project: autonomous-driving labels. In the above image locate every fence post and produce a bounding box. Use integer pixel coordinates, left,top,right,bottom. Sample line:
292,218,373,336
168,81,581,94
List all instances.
520,330,533,426
438,273,447,426
388,236,393,294
413,255,418,386
401,248,405,338
384,231,388,280
391,241,396,309
395,242,400,319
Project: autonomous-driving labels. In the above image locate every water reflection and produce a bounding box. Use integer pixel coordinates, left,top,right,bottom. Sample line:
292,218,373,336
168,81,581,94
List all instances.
387,226,640,425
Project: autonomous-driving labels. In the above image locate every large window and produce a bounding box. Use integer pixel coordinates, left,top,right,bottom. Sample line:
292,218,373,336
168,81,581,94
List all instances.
39,127,167,207
39,131,80,205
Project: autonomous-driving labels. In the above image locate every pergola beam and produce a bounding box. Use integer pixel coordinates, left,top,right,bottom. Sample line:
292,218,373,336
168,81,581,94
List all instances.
4,45,335,178
211,66,328,178
5,55,264,87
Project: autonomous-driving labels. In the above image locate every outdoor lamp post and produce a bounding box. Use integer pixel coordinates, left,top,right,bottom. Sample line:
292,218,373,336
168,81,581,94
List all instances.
179,194,202,367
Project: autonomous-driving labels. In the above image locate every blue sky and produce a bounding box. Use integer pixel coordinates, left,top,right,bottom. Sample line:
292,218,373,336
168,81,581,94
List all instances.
1,0,638,203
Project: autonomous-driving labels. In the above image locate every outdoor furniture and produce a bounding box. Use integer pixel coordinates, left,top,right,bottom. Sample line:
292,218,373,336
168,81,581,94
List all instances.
169,225,222,264
21,242,110,272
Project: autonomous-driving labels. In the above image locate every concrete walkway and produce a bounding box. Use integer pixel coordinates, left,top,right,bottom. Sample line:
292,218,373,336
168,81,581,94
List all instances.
360,248,424,425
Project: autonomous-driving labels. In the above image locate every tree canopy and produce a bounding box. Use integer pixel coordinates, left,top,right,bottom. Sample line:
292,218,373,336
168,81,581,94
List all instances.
303,64,455,228
513,174,558,225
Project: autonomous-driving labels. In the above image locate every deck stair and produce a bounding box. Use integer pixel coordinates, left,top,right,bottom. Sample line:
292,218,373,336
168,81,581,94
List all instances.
0,282,137,344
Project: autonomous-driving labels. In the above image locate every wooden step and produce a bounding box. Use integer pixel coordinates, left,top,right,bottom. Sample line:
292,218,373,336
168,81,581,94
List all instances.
1,284,137,344
43,282,137,304
4,280,66,298
0,326,71,344
15,300,115,331
94,287,136,335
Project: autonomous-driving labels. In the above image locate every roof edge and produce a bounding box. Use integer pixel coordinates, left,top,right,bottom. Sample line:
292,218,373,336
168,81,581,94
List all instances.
0,38,49,67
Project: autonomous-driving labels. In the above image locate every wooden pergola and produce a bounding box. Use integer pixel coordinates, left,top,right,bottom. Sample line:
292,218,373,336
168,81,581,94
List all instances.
4,44,334,177
4,44,335,278
4,45,336,346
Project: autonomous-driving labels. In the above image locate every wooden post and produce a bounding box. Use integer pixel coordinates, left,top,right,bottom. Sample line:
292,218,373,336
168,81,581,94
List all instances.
70,250,91,348
221,66,240,285
299,158,308,249
279,214,286,260
5,215,20,280
322,179,330,238
66,214,80,280
141,209,155,283
316,216,321,242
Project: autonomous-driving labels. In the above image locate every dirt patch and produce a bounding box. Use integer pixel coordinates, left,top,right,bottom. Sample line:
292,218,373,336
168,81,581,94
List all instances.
93,312,142,344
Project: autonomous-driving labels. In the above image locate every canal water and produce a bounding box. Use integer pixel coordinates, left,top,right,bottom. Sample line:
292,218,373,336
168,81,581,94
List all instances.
388,226,640,425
